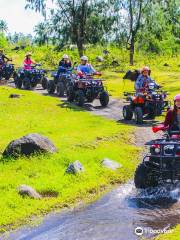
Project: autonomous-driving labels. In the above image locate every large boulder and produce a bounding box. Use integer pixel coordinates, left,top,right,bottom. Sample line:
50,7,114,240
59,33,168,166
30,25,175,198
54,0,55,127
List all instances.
66,160,85,174
17,185,41,199
101,158,122,170
3,133,57,158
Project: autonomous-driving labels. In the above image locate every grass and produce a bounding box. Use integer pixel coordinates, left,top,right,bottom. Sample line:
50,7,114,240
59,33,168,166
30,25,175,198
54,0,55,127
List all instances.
154,225,180,240
0,86,139,230
0,46,180,236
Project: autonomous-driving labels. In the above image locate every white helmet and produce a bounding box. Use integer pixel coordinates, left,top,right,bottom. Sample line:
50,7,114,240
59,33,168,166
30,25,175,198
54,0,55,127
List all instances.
63,54,69,59
81,55,88,61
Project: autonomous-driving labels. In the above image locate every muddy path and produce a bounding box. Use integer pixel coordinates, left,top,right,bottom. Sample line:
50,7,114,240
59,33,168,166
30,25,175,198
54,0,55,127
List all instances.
2,83,180,240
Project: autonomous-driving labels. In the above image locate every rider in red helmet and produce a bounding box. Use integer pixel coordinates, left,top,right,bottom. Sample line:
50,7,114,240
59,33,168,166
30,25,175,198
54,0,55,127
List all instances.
164,94,180,131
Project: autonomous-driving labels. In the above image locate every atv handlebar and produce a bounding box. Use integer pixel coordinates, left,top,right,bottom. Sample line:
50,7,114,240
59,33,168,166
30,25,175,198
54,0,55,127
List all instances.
152,124,180,136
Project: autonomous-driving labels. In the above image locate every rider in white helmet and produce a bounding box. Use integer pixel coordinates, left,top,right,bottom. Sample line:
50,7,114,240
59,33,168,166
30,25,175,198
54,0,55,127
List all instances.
77,55,96,76
57,54,72,76
59,54,72,68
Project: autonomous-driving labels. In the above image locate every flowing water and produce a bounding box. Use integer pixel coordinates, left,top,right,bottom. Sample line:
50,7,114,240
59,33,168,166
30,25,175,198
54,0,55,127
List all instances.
3,181,180,240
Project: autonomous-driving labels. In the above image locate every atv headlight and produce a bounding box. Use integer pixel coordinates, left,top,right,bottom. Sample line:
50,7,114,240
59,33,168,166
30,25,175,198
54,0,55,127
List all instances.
155,147,160,154
164,145,174,155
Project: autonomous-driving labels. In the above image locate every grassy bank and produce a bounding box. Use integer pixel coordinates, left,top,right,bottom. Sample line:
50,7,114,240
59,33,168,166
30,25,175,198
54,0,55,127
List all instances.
0,86,139,231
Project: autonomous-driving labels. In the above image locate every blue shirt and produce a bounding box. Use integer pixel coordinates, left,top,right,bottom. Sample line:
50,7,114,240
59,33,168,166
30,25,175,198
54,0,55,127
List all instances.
135,74,157,91
77,63,96,74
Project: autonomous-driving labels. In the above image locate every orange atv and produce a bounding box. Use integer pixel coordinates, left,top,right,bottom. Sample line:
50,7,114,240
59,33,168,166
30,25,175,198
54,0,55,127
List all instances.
123,84,169,124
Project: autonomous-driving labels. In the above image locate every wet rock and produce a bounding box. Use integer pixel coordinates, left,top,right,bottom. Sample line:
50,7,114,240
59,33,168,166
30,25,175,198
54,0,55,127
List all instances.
9,94,20,98
3,133,57,158
66,160,84,174
17,185,41,199
101,158,122,170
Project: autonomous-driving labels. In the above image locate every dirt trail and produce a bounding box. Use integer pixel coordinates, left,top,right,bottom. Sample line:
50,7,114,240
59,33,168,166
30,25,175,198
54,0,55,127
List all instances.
31,84,160,145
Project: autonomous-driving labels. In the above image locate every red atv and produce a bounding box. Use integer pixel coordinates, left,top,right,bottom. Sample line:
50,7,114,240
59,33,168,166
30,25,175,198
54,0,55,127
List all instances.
123,83,169,124
134,124,180,188
66,72,109,107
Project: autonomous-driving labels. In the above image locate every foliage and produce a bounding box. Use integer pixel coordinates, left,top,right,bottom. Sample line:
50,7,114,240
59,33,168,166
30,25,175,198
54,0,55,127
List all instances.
0,19,8,33
0,33,8,48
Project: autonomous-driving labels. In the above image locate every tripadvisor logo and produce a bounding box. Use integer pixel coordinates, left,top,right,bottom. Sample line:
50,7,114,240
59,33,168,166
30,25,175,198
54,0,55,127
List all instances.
135,227,144,236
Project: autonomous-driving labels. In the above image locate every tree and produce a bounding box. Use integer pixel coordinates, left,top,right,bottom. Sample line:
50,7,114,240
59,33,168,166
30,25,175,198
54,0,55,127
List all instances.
25,0,116,56
125,0,150,65
0,20,8,33
34,22,51,45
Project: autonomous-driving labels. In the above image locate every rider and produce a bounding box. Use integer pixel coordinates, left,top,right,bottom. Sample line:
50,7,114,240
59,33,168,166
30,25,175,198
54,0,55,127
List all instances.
58,54,72,68
0,49,11,68
135,66,158,93
57,54,72,77
23,53,35,70
164,94,180,131
77,56,96,76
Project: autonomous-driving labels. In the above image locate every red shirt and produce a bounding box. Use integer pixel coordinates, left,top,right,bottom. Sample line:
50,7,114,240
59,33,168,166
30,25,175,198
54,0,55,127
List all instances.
23,58,34,70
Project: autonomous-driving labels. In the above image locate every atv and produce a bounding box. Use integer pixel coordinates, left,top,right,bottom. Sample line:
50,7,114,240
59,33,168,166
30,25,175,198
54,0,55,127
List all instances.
14,64,48,90
66,72,109,107
0,60,15,81
134,125,180,189
123,83,169,124
47,66,75,97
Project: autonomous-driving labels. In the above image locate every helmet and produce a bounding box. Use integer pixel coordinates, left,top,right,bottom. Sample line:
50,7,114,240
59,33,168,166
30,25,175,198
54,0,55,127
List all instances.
26,52,32,57
141,66,150,73
174,94,180,101
81,56,88,61
63,54,69,59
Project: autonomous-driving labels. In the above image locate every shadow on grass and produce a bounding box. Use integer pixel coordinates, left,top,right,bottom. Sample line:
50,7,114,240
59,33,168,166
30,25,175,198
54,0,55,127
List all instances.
57,99,107,112
117,119,159,127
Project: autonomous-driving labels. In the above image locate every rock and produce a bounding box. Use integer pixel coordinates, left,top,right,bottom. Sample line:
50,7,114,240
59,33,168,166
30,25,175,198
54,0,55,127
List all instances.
3,133,57,158
9,94,20,98
17,185,41,199
96,56,104,62
103,49,110,55
101,158,122,170
111,60,120,67
66,160,84,174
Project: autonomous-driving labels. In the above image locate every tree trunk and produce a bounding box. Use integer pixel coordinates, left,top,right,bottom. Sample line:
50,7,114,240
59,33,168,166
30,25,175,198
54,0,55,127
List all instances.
130,36,134,65
77,37,84,57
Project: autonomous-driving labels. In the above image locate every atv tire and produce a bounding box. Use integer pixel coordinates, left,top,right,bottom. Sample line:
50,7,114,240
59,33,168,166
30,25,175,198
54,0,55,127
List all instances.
57,82,65,97
5,74,11,81
134,107,143,124
23,77,31,90
47,80,56,94
123,105,133,120
42,77,48,90
67,86,75,102
76,90,85,107
134,163,158,189
16,78,23,89
100,91,109,107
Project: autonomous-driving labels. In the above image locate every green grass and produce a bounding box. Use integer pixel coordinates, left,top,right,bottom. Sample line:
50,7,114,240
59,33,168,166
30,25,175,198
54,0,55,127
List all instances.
1,46,180,235
0,86,139,230
154,225,180,240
